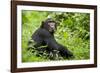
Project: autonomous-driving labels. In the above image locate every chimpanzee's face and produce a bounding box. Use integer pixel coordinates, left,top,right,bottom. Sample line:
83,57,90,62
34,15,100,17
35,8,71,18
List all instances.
48,22,56,32
41,18,57,33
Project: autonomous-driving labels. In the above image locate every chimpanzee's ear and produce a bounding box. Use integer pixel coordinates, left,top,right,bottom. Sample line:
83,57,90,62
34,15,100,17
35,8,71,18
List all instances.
40,21,44,28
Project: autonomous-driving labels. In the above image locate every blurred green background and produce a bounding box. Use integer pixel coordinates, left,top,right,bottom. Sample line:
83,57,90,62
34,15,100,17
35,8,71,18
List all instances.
22,10,90,62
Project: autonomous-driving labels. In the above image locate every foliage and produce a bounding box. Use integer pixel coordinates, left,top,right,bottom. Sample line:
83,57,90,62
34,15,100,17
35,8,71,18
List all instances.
22,10,90,62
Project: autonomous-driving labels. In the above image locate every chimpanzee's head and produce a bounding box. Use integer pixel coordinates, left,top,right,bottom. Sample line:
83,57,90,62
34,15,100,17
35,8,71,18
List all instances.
41,18,57,33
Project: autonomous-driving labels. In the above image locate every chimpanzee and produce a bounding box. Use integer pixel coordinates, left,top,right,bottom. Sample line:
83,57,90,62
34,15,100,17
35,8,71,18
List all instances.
28,18,73,59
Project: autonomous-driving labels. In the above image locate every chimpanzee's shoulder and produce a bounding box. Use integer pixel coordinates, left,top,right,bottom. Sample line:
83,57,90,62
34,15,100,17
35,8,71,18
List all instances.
38,28,51,37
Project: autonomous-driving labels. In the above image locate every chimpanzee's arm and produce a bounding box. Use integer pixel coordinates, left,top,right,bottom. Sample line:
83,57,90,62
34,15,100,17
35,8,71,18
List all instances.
39,28,59,50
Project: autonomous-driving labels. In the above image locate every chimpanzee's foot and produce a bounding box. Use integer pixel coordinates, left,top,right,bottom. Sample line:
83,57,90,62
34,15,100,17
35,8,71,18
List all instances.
59,49,73,58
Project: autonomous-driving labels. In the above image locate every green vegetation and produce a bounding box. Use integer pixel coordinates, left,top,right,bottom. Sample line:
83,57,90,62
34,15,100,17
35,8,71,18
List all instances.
22,10,90,62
